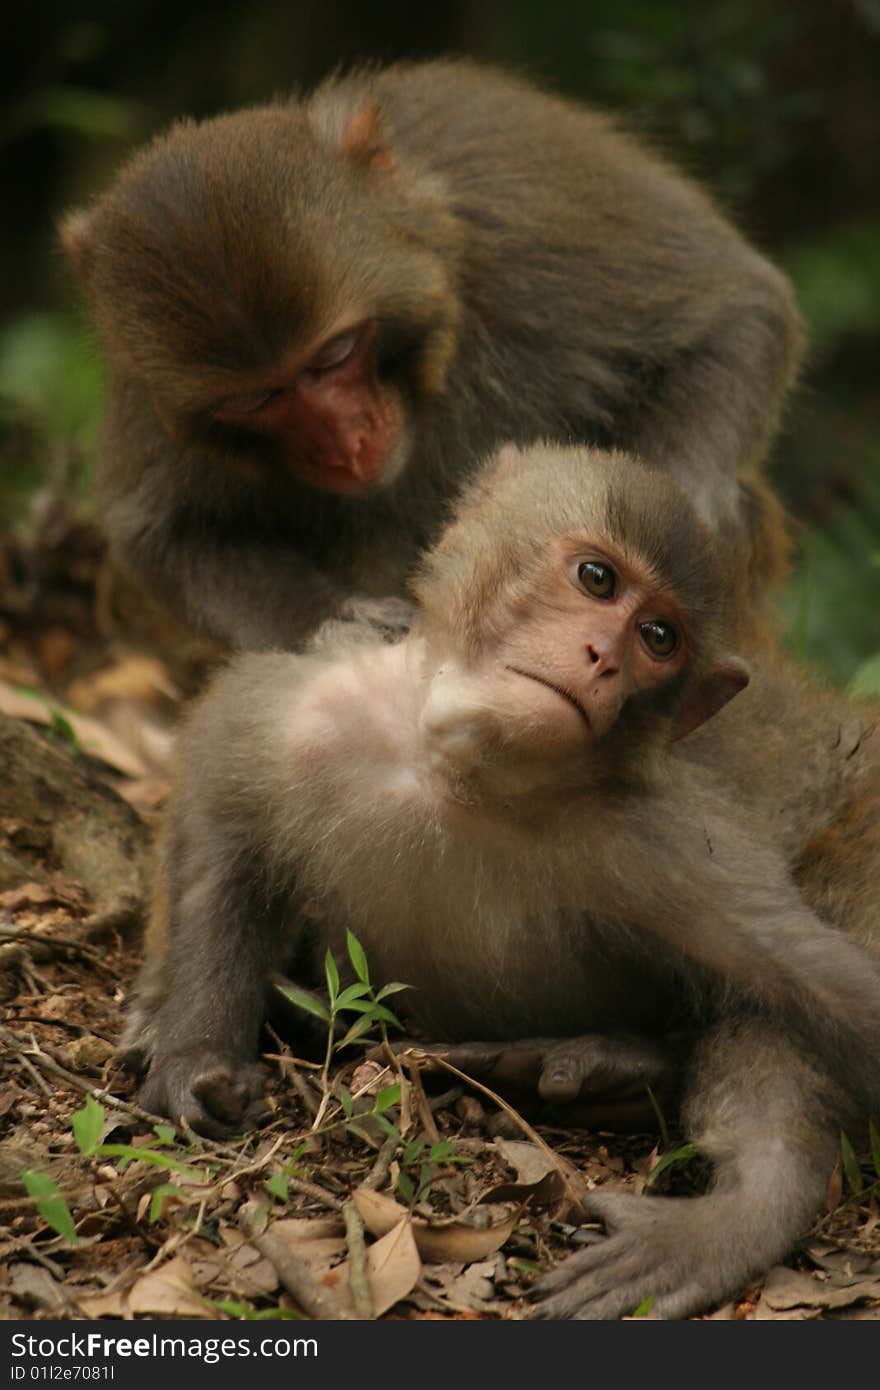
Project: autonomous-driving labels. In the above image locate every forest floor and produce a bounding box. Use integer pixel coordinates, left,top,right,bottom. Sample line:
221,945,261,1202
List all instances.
1,490,878,1322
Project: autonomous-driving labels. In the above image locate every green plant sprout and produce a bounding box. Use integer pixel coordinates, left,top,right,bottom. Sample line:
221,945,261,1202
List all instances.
275,929,409,1128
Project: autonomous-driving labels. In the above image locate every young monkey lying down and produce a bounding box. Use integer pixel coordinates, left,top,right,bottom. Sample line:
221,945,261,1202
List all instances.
125,443,880,1319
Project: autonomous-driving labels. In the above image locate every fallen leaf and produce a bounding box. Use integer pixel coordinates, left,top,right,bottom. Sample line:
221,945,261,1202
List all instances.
352,1186,520,1264
755,1264,880,1316
0,678,148,778
127,1254,216,1318
337,1216,421,1316
494,1139,556,1186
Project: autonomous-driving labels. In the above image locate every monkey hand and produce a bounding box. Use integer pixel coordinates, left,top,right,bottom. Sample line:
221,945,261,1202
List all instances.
389,1034,680,1124
530,1190,755,1320
337,594,415,641
139,1052,269,1139
399,1034,674,1095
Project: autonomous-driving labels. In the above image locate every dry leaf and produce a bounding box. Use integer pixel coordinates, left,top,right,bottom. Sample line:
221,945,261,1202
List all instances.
755,1264,880,1317
336,1216,421,1316
0,678,148,778
494,1139,557,1186
127,1254,216,1318
352,1186,519,1264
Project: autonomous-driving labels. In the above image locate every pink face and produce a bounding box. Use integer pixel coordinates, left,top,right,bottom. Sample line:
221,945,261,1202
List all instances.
211,319,404,494
499,537,690,741
419,529,747,797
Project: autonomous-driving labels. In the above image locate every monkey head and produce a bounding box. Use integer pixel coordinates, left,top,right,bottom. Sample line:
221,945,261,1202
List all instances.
412,444,749,798
60,99,461,496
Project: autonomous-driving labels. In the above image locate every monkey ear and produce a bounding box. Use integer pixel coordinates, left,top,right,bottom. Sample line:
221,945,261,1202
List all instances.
338,103,395,175
670,657,750,742
58,209,95,278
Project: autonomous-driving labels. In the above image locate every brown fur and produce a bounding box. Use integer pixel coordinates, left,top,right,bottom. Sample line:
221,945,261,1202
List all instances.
63,60,802,652
125,442,878,1319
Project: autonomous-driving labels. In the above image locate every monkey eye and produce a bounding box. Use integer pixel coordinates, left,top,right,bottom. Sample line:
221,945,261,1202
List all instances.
307,329,359,373
215,389,279,417
640,620,678,659
577,560,616,599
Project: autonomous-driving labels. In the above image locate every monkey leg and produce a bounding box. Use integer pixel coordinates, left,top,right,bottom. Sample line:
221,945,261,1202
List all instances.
531,1019,841,1319
399,1033,683,1130
135,852,287,1137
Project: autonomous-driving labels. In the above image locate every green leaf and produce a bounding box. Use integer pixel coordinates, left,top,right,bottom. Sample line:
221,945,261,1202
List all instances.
215,1300,305,1321
840,1131,863,1195
339,1086,354,1118
275,981,330,1023
336,1015,375,1049
427,1140,456,1163
325,949,340,1005
335,982,373,1009
371,1004,403,1028
149,1184,182,1222
403,1137,425,1165
373,1114,401,1142
332,998,378,1015
646,1142,698,1187
347,930,370,984
374,1084,401,1114
153,1125,177,1146
96,1143,196,1174
282,1141,309,1175
397,1170,415,1204
20,1170,77,1243
265,1173,289,1202
374,981,411,1002
49,709,80,753
631,1295,655,1317
72,1094,104,1156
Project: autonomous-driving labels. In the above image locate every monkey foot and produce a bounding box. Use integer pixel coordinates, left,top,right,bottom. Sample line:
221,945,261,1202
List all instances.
530,1191,755,1320
139,1053,269,1139
390,1034,680,1128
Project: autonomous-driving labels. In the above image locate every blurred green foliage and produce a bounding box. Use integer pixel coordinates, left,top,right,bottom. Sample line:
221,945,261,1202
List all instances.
1,1,878,687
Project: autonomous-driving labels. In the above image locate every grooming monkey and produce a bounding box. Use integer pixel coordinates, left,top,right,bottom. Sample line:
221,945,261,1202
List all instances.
62,60,799,651
125,442,880,1319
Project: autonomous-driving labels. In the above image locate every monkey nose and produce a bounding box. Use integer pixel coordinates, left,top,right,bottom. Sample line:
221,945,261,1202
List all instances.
586,644,618,677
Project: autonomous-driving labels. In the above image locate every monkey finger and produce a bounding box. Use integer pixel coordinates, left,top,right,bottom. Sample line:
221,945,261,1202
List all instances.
537,1034,678,1104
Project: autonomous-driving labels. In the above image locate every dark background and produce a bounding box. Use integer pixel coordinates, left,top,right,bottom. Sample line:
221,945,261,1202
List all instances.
2,0,878,683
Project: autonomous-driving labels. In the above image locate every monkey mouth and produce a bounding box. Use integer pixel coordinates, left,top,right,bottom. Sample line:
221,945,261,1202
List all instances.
506,666,590,729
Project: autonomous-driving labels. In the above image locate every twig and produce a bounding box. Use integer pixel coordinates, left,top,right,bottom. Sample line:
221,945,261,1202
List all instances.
240,1210,357,1319
429,1085,464,1113
343,1199,374,1319
364,1134,398,1192
401,1047,591,1216
405,1056,439,1143
9,1045,53,1098
284,1175,344,1212
0,925,112,970
0,1027,162,1126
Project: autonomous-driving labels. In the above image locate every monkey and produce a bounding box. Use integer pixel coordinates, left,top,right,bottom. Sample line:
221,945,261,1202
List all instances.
122,441,880,1318
61,59,801,653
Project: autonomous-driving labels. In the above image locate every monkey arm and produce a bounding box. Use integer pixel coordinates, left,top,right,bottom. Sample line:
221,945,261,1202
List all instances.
619,260,802,530
599,791,880,1117
533,1018,844,1319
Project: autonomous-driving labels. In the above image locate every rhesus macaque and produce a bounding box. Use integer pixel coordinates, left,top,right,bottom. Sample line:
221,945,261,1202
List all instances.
62,61,800,651
125,442,880,1319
